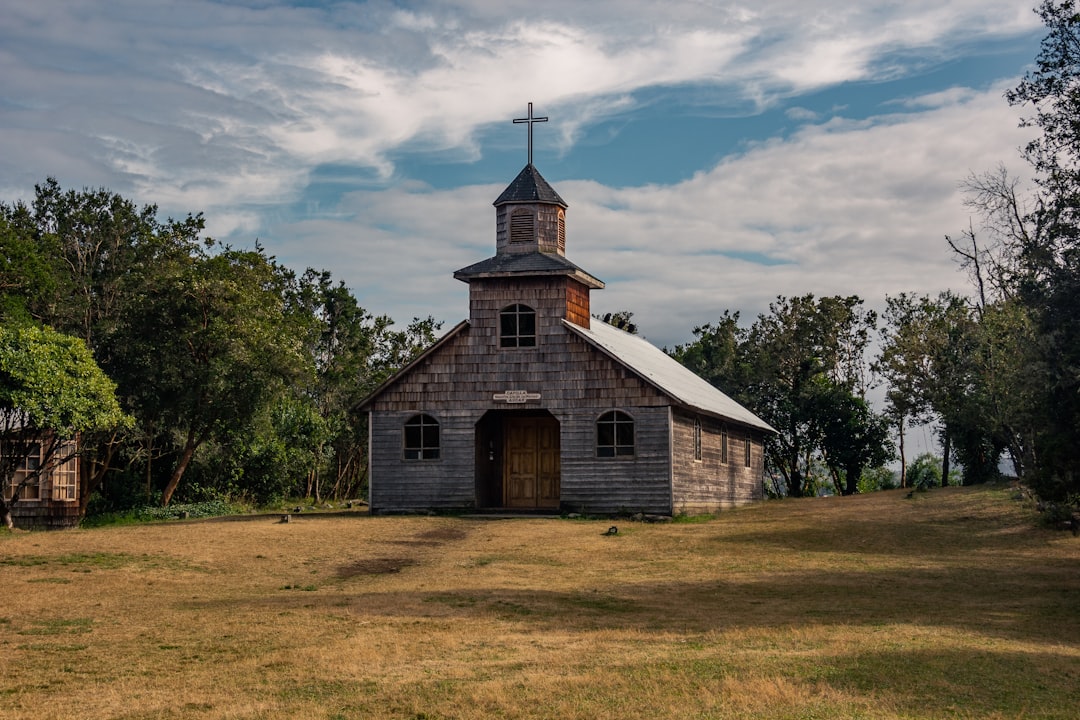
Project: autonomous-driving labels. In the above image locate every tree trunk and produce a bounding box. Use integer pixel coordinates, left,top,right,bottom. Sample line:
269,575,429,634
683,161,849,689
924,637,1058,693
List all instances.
78,433,118,518
162,429,199,506
844,463,860,496
898,415,907,489
1,498,13,530
940,429,952,488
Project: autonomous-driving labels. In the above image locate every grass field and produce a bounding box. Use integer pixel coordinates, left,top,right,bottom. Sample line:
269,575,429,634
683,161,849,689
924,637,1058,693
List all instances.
1,484,1078,719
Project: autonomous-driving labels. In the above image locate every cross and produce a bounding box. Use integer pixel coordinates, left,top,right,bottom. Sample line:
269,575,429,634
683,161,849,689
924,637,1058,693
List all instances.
513,102,548,166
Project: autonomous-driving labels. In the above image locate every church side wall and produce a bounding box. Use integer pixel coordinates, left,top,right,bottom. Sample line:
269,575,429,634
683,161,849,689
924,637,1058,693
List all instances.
670,410,764,513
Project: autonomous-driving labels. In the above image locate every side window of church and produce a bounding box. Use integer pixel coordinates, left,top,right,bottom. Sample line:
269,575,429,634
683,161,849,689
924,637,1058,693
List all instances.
499,304,537,348
403,414,440,460
596,410,634,457
693,419,702,461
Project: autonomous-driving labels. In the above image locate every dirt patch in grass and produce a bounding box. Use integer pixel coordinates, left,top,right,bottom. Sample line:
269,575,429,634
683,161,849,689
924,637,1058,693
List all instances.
336,557,419,577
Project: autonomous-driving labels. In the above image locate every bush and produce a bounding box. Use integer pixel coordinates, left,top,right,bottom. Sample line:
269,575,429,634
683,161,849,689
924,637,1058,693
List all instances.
858,465,898,493
135,500,237,521
907,453,943,490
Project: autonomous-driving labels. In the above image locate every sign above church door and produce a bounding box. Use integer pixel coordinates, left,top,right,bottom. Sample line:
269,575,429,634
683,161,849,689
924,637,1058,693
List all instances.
493,390,542,404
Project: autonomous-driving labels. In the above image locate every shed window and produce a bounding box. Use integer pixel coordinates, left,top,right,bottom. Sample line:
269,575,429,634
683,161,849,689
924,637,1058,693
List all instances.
7,443,42,500
53,439,78,500
500,304,536,348
721,430,728,464
744,436,752,467
403,414,440,460
597,410,634,457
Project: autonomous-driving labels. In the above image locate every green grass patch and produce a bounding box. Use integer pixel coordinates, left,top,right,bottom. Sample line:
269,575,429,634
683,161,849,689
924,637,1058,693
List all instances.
17,618,93,636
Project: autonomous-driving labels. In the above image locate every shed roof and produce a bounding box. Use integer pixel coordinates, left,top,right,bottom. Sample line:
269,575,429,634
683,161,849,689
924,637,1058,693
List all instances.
564,320,776,433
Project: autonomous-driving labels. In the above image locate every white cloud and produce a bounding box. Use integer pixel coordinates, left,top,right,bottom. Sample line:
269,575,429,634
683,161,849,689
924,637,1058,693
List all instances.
272,82,1035,350
0,0,1043,219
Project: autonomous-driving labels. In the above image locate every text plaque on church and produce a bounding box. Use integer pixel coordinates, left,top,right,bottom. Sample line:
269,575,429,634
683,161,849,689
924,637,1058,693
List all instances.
493,390,541,404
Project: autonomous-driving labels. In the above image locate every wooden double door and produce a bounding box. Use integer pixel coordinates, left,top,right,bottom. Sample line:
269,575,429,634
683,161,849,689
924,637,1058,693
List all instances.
503,415,561,509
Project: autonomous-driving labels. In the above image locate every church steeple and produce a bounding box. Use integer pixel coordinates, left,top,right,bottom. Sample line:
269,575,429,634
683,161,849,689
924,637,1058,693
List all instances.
453,103,603,331
494,164,567,256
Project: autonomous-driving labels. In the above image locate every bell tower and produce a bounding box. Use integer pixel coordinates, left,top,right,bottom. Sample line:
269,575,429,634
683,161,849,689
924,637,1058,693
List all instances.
453,103,603,330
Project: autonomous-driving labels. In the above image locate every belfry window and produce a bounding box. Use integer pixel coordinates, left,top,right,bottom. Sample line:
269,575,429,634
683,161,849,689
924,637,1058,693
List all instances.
557,209,566,252
403,414,440,460
500,304,536,348
597,410,635,457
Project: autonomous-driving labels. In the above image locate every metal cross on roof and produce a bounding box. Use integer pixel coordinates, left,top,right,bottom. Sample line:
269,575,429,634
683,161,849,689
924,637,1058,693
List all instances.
513,102,548,166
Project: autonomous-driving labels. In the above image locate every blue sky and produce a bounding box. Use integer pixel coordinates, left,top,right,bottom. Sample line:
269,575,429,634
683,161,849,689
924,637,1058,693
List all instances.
0,1,1047,354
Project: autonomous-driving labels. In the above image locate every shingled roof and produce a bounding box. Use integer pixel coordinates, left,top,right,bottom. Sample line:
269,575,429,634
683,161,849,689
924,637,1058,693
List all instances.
493,164,567,207
453,250,604,288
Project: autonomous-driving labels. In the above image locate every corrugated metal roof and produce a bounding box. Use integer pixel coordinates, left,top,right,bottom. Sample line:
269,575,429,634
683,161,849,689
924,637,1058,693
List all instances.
493,164,567,207
564,319,776,433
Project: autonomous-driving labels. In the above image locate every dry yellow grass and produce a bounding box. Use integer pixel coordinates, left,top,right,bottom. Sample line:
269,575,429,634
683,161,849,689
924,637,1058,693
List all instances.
1,485,1078,719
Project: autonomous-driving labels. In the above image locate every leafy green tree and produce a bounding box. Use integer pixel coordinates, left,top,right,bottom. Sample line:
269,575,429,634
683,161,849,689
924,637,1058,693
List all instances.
3,179,206,512
596,310,639,335
286,269,441,501
0,324,130,528
674,296,879,497
816,385,895,495
111,244,308,505
669,311,746,393
875,292,995,486
742,295,877,497
1000,0,1080,499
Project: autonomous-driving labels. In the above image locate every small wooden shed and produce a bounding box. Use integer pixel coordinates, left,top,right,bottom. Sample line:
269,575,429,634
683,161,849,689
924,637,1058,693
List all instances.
2,435,81,529
358,162,773,515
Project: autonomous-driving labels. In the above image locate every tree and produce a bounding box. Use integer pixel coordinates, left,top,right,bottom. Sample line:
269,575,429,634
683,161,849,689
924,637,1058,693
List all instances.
3,179,206,512
1001,0,1080,499
597,310,638,334
289,270,441,500
112,244,308,505
816,386,894,496
875,292,996,486
0,324,130,528
674,296,880,497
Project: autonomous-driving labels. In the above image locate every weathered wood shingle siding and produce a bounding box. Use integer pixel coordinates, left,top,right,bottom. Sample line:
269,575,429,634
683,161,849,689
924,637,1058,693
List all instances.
367,313,678,513
670,409,764,512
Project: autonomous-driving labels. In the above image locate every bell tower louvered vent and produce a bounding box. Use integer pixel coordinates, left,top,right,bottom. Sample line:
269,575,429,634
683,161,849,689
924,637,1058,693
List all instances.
510,210,534,244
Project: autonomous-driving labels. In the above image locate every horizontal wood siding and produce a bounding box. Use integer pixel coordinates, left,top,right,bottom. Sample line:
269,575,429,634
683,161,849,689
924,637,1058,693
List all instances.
556,405,672,515
670,410,764,513
369,409,476,511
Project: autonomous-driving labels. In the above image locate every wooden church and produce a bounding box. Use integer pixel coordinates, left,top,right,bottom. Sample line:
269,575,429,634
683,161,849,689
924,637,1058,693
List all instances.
359,107,773,515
